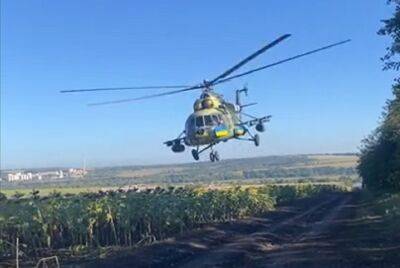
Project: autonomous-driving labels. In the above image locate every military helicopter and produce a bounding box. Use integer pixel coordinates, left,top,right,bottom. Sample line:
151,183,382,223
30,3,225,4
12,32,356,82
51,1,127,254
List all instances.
61,34,350,161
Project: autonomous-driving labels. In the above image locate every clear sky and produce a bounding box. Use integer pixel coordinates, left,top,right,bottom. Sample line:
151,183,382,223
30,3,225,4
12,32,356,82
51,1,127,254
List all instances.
0,0,396,169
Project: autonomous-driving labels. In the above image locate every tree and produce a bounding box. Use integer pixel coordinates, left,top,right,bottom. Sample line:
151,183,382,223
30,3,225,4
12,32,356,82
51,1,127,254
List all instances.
358,0,400,191
378,0,400,73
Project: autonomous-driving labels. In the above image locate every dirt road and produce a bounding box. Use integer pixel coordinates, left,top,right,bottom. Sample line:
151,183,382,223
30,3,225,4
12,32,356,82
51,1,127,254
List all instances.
74,192,400,268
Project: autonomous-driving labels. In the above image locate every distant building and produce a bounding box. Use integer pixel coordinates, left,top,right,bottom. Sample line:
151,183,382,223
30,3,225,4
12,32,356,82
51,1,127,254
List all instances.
67,168,87,178
7,172,33,182
5,168,86,182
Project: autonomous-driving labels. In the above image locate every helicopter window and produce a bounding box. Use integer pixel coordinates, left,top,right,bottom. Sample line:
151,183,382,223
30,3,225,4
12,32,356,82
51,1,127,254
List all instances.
195,116,204,127
217,114,224,123
212,115,220,124
204,115,214,126
187,116,195,129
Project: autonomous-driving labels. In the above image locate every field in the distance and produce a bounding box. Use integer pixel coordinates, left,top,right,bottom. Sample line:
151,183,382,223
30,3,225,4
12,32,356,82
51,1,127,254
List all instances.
1,154,359,196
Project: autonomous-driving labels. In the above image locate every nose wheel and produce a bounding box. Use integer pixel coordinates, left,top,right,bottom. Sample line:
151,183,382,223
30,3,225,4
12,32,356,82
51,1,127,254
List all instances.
191,144,220,162
253,134,260,147
191,149,200,161
210,151,220,162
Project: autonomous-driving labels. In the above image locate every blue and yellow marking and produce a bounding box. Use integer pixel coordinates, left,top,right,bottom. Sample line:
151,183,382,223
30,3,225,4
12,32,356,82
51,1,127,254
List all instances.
214,125,230,138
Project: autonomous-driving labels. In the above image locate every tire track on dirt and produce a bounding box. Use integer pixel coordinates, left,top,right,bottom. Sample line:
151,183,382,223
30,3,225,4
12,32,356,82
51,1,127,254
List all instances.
260,194,352,268
72,193,349,268
178,194,345,268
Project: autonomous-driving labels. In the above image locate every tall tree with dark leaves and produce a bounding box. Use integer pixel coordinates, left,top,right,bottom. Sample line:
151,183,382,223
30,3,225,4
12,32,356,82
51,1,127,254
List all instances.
358,0,400,191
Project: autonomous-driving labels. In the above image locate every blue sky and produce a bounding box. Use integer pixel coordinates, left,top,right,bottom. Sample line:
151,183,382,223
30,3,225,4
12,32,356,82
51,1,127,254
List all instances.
0,0,396,169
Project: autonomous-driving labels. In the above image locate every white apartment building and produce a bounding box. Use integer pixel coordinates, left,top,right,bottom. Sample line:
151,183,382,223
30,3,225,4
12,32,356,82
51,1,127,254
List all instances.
7,172,33,182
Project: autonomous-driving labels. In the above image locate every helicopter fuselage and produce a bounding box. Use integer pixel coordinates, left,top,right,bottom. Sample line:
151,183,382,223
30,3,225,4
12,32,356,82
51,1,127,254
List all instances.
184,108,235,146
164,88,270,161
183,92,245,146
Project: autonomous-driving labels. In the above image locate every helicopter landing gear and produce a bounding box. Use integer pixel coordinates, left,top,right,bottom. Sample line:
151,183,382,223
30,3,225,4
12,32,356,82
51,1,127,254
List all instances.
191,144,220,162
191,149,200,161
253,134,260,147
210,150,220,162
235,130,260,147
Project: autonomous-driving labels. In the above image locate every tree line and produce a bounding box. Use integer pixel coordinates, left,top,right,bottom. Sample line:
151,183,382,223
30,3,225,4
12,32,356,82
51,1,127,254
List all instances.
358,0,400,191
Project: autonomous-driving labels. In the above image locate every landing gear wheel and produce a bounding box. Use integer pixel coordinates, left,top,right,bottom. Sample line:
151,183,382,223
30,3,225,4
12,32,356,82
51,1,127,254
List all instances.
210,152,215,162
254,134,260,147
192,149,200,161
214,151,220,161
210,151,220,162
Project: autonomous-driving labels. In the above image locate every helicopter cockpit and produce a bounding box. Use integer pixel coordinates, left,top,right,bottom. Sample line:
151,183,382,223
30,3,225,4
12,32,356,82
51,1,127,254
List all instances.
185,112,229,146
186,114,224,130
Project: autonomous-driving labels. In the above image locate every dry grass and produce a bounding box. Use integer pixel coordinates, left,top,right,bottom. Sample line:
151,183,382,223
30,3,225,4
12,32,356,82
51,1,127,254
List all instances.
305,155,358,168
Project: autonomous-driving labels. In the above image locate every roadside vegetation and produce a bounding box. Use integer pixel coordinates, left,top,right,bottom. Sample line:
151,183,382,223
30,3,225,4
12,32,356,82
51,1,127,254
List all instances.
352,4,400,263
0,184,346,265
358,0,400,191
330,191,400,266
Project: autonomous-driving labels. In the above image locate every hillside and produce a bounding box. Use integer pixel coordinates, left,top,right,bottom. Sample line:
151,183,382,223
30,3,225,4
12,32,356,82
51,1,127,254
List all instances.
1,154,359,194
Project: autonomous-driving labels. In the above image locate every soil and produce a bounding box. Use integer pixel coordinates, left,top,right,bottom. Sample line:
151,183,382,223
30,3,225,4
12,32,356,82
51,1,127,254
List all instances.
65,192,400,267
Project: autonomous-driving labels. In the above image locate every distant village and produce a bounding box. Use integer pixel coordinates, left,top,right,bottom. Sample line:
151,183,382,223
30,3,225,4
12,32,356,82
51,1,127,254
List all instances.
2,168,88,182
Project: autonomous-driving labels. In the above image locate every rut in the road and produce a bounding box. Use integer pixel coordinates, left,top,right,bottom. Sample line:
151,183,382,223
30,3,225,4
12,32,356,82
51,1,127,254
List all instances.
178,194,349,268
259,195,351,268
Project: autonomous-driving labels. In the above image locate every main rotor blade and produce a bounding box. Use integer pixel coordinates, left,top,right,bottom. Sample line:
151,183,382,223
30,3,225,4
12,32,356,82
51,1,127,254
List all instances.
88,84,204,106
60,85,190,93
208,34,291,85
215,39,351,85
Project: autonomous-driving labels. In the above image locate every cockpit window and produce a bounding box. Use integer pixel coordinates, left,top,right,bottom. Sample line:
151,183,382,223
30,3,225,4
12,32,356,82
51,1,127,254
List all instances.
204,115,213,126
212,115,220,124
187,116,195,129
195,116,204,127
195,115,223,127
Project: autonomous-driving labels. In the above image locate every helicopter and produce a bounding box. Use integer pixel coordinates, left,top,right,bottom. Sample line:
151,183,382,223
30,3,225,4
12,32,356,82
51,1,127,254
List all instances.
61,34,350,162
